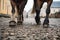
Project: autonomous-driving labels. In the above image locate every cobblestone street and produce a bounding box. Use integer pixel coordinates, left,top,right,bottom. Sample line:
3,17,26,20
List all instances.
0,17,60,40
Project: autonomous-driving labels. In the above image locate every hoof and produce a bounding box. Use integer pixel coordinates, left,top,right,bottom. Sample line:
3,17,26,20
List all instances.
43,20,49,28
17,21,23,25
36,22,41,25
43,24,49,28
9,21,16,27
35,17,40,25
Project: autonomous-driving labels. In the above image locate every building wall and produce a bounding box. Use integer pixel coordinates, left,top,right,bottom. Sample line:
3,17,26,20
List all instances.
0,0,12,15
0,0,1,11
51,8,60,14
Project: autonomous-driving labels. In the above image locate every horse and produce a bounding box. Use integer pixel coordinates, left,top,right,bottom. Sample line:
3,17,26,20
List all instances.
9,0,53,27
32,0,53,27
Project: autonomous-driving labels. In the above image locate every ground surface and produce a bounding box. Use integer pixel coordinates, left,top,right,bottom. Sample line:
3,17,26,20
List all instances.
0,17,60,40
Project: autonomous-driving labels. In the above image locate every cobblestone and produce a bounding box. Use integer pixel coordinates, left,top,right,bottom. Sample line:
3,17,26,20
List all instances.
0,25,60,40
0,18,60,40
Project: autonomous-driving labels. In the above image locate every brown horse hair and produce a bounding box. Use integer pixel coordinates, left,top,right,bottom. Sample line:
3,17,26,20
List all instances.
31,0,53,14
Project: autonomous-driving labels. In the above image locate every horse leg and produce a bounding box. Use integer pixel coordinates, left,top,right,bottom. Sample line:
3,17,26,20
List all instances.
17,0,27,25
43,1,53,27
9,1,16,26
34,0,43,25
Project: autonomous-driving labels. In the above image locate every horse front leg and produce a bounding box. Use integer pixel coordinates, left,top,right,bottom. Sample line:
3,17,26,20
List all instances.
17,12,23,25
9,2,16,26
17,0,27,25
43,1,53,27
43,7,50,27
34,0,43,25
35,8,40,25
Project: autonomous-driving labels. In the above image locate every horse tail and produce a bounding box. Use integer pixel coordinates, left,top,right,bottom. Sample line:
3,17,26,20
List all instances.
31,4,35,14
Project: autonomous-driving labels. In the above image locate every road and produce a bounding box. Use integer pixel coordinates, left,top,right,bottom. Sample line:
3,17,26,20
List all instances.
0,17,60,40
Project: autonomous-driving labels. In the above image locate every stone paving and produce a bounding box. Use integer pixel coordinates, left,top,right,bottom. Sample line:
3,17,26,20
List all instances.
0,18,60,40
0,25,60,40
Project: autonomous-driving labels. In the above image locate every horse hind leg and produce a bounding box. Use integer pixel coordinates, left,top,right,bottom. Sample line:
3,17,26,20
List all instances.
9,2,16,26
43,1,53,27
